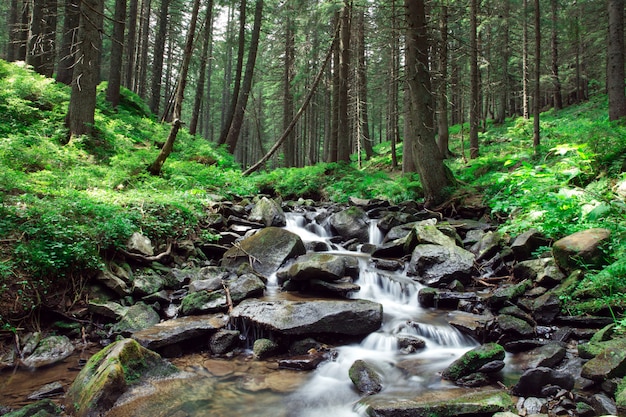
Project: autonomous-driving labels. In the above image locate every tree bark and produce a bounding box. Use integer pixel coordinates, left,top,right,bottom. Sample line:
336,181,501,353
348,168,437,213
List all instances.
336,1,352,163
190,1,214,135
27,0,57,77
149,0,171,115
355,8,374,160
224,0,263,154
282,13,296,167
551,0,563,110
494,0,510,124
533,0,541,147
106,0,127,108
56,0,80,85
436,3,450,158
66,0,104,140
405,0,454,207
469,0,480,159
7,0,19,62
522,0,529,119
608,0,626,120
136,0,151,98
124,0,138,89
148,0,202,175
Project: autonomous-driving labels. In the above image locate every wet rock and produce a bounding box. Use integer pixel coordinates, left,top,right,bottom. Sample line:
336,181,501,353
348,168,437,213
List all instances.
616,380,626,416
447,310,495,341
21,335,75,368
516,342,567,370
397,334,426,353
408,243,475,287
221,227,306,276
442,343,505,381
209,329,241,354
457,372,491,387
470,231,504,262
590,392,618,416
486,279,531,309
512,367,575,396
308,278,360,298
510,228,550,261
227,273,265,303
127,232,154,256
230,298,382,337
358,388,515,417
95,267,131,297
132,313,227,350
329,206,370,242
552,228,611,272
110,302,160,335
65,338,177,417
3,399,62,417
131,270,168,296
288,338,323,355
478,360,506,373
179,290,227,315
278,351,328,371
249,196,286,227
26,381,64,400
88,300,128,320
513,258,565,287
253,338,279,359
349,359,383,395
413,223,457,247
496,314,535,340
276,252,352,283
581,346,626,381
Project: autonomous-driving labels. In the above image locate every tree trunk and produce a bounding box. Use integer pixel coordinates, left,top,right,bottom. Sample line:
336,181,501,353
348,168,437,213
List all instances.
136,0,151,98
27,0,57,77
190,1,214,135
56,0,79,84
551,0,562,110
224,0,263,154
355,8,374,160
328,11,340,163
106,0,127,108
405,0,454,207
148,0,201,175
608,0,626,120
7,0,19,62
66,0,104,140
336,1,351,163
533,0,541,147
124,0,138,89
219,0,247,146
283,13,296,167
436,3,450,158
469,0,480,159
522,0,529,119
149,0,171,115
495,0,510,124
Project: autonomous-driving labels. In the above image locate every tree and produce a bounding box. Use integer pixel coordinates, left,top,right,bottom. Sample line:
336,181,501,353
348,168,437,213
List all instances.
149,0,172,114
607,0,626,120
148,0,202,175
469,0,480,159
124,0,138,89
551,0,563,110
189,1,214,136
283,11,296,167
223,0,264,154
57,0,80,85
27,0,57,77
106,0,127,108
336,1,352,163
354,7,374,161
404,0,454,207
136,0,151,98
436,2,451,158
533,0,541,147
65,0,104,140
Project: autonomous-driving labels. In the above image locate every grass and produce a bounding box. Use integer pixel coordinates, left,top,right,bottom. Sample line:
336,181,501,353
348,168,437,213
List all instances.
0,59,625,328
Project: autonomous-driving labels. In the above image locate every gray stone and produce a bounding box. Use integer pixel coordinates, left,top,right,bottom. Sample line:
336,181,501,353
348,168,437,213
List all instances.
209,329,241,354
249,196,286,227
442,343,505,381
277,252,351,283
230,298,382,337
227,273,265,303
21,335,74,368
88,300,128,320
111,302,161,335
329,206,370,242
470,231,504,262
126,232,154,256
552,228,611,272
517,342,567,370
179,290,227,315
27,381,64,400
349,359,383,395
510,229,549,261
95,268,130,297
253,338,279,359
512,367,575,396
408,243,475,287
447,311,495,341
132,313,228,350
581,346,626,381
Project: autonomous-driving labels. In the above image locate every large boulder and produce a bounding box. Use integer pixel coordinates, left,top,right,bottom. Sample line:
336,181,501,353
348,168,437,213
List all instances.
21,335,75,368
221,227,306,276
276,253,355,283
552,228,610,272
408,243,475,287
441,343,505,381
65,338,177,417
349,359,383,395
329,206,370,242
358,388,514,417
131,313,228,350
249,196,286,227
110,302,161,335
230,298,382,337
581,346,626,381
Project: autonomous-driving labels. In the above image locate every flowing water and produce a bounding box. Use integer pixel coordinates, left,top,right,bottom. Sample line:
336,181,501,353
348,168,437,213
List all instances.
1,211,479,416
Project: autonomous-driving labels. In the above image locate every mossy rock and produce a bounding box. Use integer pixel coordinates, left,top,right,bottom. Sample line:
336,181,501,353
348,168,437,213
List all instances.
3,399,61,417
179,290,227,315
578,337,626,360
65,338,177,417
442,343,505,381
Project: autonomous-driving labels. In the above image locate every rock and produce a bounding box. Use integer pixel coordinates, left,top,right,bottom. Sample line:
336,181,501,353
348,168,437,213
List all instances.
278,352,328,371
329,206,370,242
616,379,626,416
413,223,457,247
126,232,154,256
179,291,227,315
512,367,575,396
21,335,75,368
470,231,504,262
3,399,62,417
513,258,565,287
132,313,228,350
590,392,618,416
397,334,426,353
552,228,611,272
308,278,360,298
253,338,279,359
358,388,515,417
408,243,475,287
230,299,382,337
209,329,241,354
349,359,383,395
496,314,535,340
581,346,626,381
130,270,168,296
88,300,128,320
516,342,567,370
510,229,550,261
277,252,352,283
110,302,160,335
486,280,531,309
221,227,306,276
249,196,286,227
65,338,177,417
26,381,64,400
442,343,505,381
227,273,265,303
447,311,495,341
95,267,130,297
524,292,561,324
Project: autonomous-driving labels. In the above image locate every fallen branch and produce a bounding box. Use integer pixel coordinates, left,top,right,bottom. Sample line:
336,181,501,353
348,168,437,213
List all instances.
119,243,173,263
